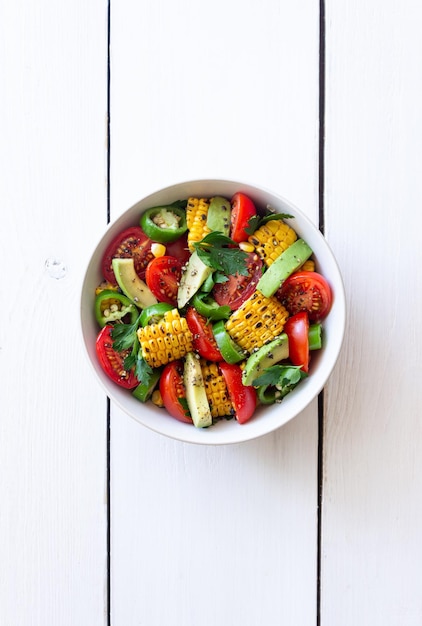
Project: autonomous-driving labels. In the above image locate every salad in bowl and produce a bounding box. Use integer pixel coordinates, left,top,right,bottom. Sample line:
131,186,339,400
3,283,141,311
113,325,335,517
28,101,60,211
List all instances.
80,180,345,445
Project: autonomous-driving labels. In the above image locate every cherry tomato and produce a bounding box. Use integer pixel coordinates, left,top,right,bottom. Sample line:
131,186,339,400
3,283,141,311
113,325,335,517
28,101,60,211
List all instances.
165,232,191,265
145,255,183,306
101,226,154,285
277,271,332,322
230,192,257,242
95,325,139,389
159,360,193,424
212,252,263,310
284,311,310,372
185,307,223,361
219,362,257,424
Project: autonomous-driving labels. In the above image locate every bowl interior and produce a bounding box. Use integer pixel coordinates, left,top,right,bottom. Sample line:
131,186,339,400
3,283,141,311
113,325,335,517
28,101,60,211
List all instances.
80,179,346,445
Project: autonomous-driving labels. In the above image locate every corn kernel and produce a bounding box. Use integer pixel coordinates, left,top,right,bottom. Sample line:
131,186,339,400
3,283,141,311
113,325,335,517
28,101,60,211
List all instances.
151,242,166,257
151,390,164,407
238,241,255,253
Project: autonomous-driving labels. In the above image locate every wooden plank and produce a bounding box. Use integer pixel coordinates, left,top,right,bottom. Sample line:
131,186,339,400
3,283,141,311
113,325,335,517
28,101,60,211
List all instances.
110,1,320,624
322,1,422,623
0,2,108,624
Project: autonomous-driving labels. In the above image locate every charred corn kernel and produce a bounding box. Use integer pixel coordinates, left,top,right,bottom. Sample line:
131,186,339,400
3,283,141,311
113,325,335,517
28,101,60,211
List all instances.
238,241,255,253
151,390,164,407
299,259,315,272
151,242,166,257
248,219,297,267
225,290,289,353
200,360,234,418
95,281,119,295
186,197,211,251
137,309,193,368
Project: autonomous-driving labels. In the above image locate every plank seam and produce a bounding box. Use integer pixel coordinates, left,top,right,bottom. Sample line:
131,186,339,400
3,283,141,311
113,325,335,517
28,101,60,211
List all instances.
107,1,112,625
317,0,326,624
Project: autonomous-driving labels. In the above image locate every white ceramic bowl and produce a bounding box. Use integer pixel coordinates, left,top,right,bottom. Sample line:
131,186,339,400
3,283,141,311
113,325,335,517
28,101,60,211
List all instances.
80,179,346,445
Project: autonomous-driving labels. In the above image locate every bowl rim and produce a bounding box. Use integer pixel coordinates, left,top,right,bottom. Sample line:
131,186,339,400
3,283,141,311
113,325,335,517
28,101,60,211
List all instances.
80,178,346,445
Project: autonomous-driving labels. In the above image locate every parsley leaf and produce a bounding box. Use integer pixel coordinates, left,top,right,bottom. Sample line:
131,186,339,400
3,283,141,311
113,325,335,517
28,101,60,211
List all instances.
193,232,249,276
261,213,294,223
134,353,154,386
110,314,142,352
213,271,229,284
178,397,190,418
252,365,307,396
111,314,157,386
244,212,294,235
244,214,261,235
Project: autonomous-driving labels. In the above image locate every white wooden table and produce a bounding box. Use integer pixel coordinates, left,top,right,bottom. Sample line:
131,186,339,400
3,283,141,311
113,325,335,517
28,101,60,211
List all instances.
2,1,422,624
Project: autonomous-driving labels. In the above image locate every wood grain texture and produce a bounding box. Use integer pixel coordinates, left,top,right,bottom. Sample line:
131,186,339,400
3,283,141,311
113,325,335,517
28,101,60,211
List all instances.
0,2,108,624
109,1,320,624
322,1,422,624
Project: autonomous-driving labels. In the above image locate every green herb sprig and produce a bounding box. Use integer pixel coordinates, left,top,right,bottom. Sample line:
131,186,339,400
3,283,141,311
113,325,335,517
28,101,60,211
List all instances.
110,314,154,386
252,365,307,397
193,232,249,277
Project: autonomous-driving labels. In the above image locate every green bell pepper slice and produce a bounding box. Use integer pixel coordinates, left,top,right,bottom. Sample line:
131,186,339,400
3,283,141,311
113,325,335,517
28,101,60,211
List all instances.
95,289,138,328
308,323,322,350
132,367,162,403
139,302,174,327
200,272,216,293
257,385,282,405
212,320,246,364
192,293,231,321
140,201,188,243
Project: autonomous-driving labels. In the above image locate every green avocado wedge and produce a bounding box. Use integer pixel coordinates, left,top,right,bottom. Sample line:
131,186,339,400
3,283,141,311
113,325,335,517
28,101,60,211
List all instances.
183,352,212,428
242,334,289,386
177,251,213,309
257,239,313,298
112,258,158,309
206,196,231,236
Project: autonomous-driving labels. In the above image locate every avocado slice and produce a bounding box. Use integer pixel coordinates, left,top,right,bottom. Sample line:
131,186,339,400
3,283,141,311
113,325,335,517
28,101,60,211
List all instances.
242,334,289,386
183,352,212,428
177,251,213,308
112,257,158,309
257,239,313,298
206,196,231,236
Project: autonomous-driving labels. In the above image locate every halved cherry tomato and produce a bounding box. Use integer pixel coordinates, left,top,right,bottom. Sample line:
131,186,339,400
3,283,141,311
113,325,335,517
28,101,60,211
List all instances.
101,226,154,285
166,233,191,265
230,192,257,242
277,271,332,322
219,362,257,424
145,255,183,306
284,311,310,372
159,360,192,424
212,252,263,310
95,325,139,389
185,307,223,361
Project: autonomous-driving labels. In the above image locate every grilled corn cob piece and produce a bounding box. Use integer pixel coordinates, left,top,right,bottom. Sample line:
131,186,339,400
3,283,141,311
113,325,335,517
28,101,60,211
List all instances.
137,309,193,368
201,360,234,418
248,219,297,267
186,197,211,251
225,290,289,353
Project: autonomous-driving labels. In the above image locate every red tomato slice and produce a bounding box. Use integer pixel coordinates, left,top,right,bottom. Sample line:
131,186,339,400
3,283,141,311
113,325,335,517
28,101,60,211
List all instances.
185,307,223,361
95,325,139,389
159,360,193,424
219,362,257,424
277,271,332,322
212,252,263,310
145,255,183,306
284,311,310,372
230,192,257,242
101,226,154,285
165,233,191,265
